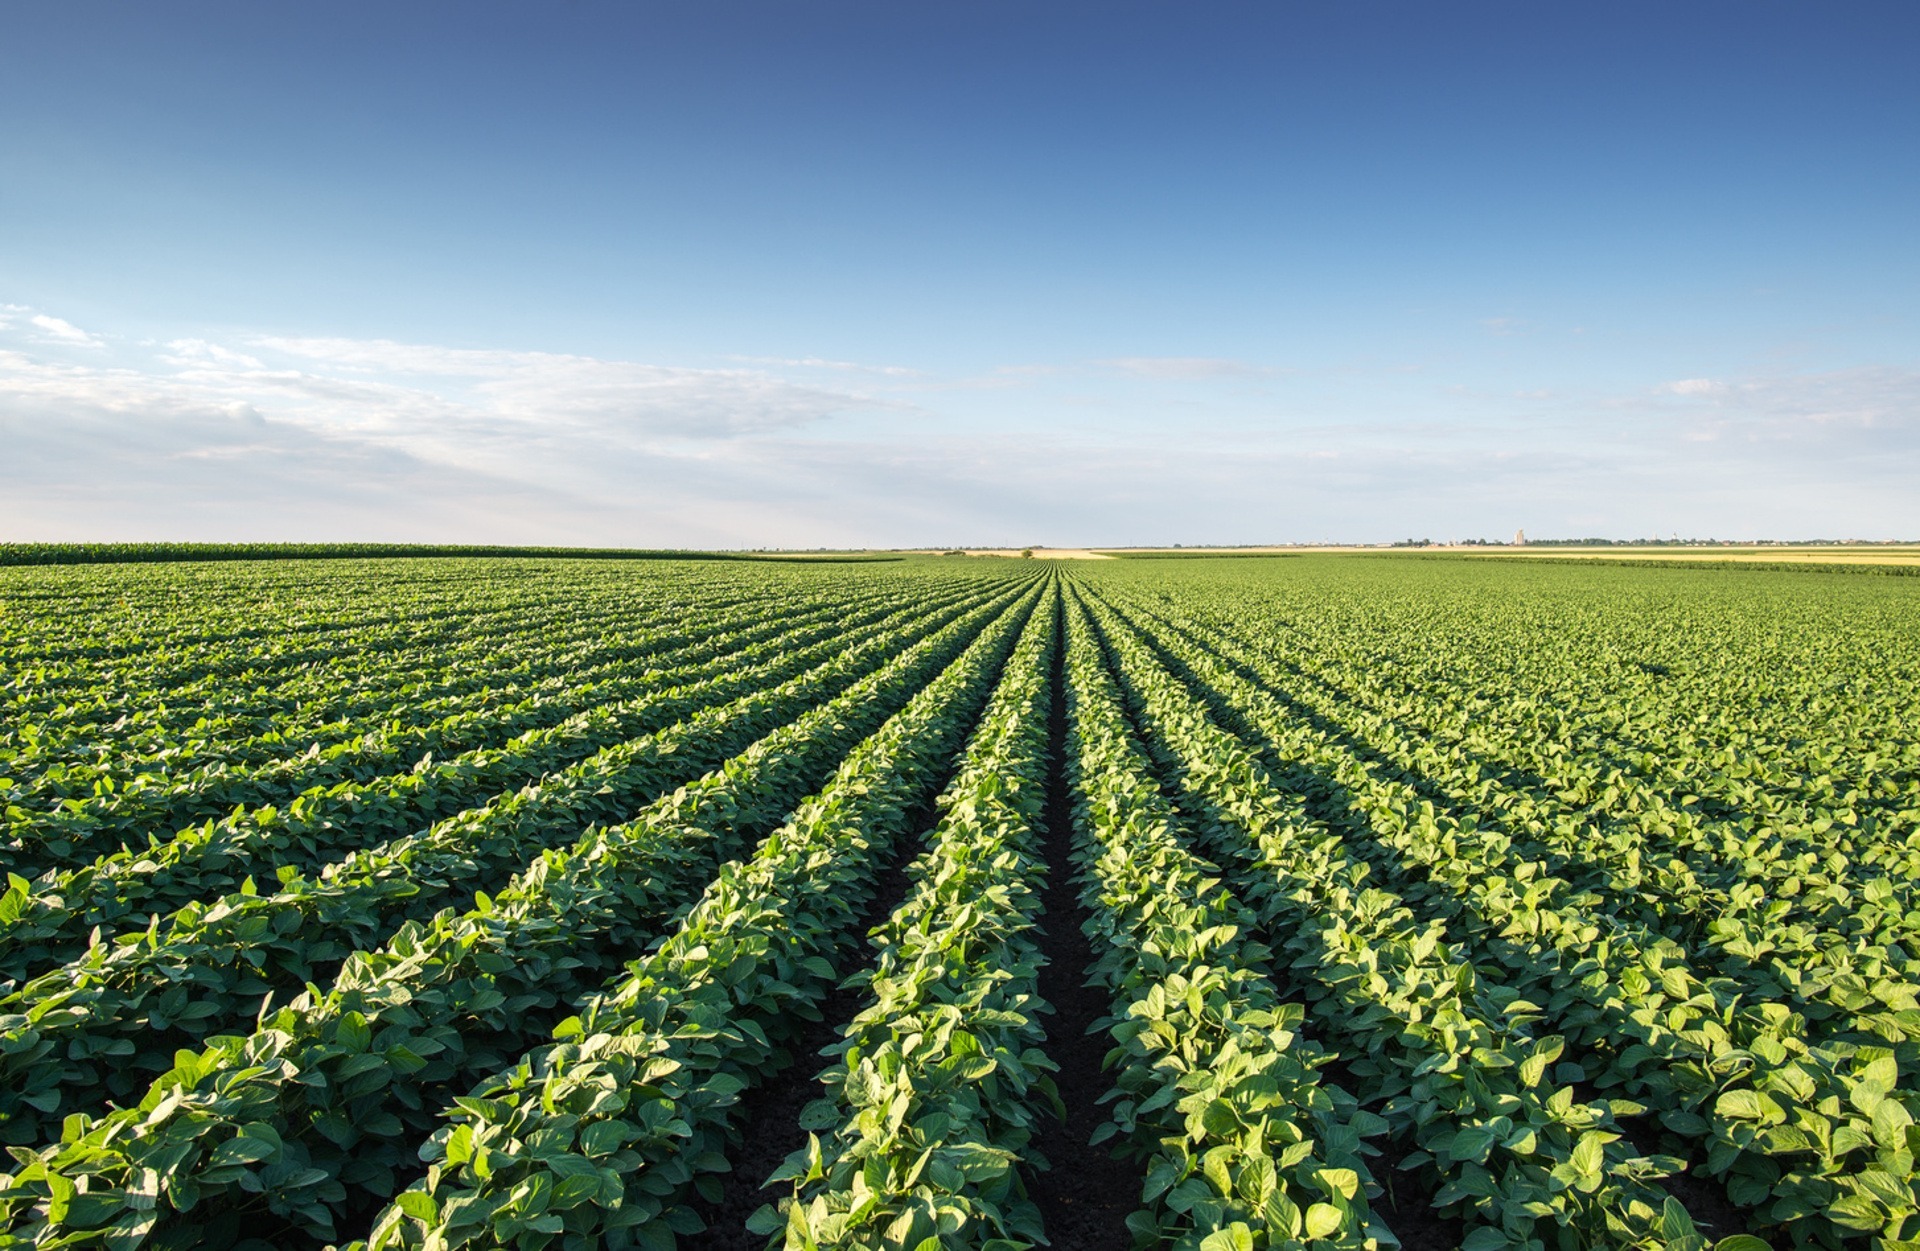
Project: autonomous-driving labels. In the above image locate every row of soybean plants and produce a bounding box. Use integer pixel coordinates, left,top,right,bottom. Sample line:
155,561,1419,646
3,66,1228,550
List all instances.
0,561,792,790
1103,576,1920,1243
0,579,1045,1248
1082,579,1909,1248
0,577,1001,987
1,572,949,881
0,580,1026,1134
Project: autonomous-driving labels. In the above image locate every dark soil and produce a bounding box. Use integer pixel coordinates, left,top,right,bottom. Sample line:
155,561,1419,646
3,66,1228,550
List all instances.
1021,594,1143,1249
1661,1168,1780,1248
1614,1114,1785,1247
1370,1156,1466,1251
1312,1056,1462,1251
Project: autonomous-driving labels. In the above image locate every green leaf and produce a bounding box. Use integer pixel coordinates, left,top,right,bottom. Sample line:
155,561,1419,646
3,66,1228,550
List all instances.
1826,1193,1885,1231
1874,1097,1914,1147
1304,1204,1342,1239
103,1211,158,1251
1461,1226,1514,1251
1200,1098,1240,1137
579,1120,630,1157
1569,1131,1608,1191
395,1191,438,1222
1660,1196,1698,1241
44,1173,76,1225
207,1136,277,1167
337,1011,373,1053
1201,1224,1256,1251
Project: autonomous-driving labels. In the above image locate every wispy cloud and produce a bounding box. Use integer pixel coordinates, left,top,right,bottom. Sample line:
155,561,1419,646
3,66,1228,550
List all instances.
1659,368,1919,437
163,339,267,370
29,314,105,348
241,337,889,442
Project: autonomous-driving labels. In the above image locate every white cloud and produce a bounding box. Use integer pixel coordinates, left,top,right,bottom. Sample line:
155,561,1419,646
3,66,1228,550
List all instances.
1664,378,1724,396
163,339,266,370
242,336,879,442
29,313,105,347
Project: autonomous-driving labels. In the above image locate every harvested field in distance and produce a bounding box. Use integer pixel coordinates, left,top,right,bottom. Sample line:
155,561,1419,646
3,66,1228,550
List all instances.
2,552,1917,1251
1091,544,1920,569
1463,545,1920,567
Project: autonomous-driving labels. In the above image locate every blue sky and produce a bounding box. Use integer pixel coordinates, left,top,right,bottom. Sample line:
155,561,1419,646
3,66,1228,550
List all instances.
3,2,1916,545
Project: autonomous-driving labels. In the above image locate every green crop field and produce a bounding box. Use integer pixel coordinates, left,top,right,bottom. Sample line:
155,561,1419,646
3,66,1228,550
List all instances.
1,552,1917,1251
